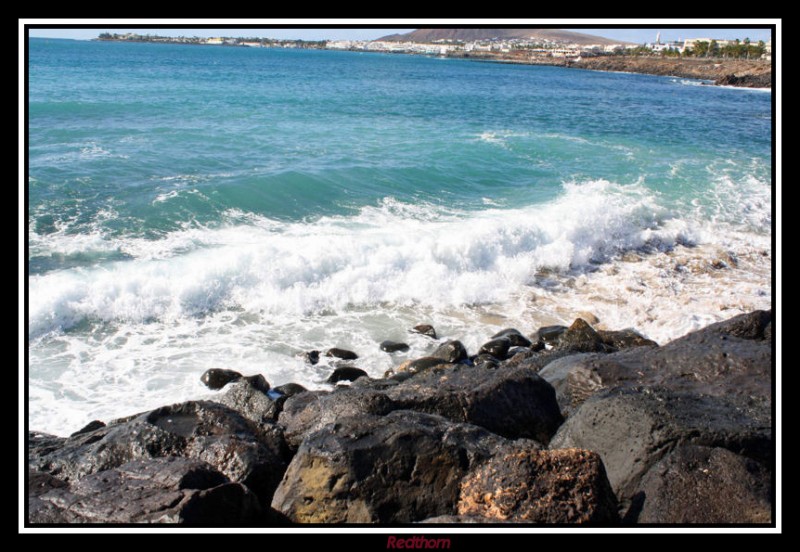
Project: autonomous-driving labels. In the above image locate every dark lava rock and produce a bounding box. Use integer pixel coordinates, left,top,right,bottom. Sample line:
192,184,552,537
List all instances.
303,350,320,365
714,73,772,88
549,387,771,507
70,420,106,437
505,347,535,365
491,328,532,347
278,389,396,450
395,356,452,375
272,383,308,398
386,363,564,444
411,324,437,339
29,457,262,525
242,374,270,394
535,325,568,345
326,366,368,384
630,445,772,524
537,354,608,417
555,319,611,353
380,340,410,353
597,329,658,350
535,309,773,412
471,353,497,365
29,470,69,496
325,348,358,361
200,368,243,390
478,337,511,359
271,411,510,523
212,379,285,424
29,400,290,507
458,446,619,524
431,340,468,364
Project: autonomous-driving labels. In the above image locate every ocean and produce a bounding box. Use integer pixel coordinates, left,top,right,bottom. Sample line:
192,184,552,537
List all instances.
27,38,772,436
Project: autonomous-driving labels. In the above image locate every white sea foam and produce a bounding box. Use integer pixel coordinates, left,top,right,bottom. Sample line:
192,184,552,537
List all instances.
27,176,773,435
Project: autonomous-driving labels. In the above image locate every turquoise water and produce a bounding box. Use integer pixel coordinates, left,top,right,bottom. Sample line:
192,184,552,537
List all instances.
27,38,772,434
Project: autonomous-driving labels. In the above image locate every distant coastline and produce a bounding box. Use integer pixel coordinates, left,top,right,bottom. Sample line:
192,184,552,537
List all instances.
93,34,772,89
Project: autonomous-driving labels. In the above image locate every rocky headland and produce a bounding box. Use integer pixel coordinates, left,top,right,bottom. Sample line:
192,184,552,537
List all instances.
28,310,774,525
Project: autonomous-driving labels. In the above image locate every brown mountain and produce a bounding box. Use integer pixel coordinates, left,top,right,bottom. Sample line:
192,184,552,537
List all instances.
377,28,626,46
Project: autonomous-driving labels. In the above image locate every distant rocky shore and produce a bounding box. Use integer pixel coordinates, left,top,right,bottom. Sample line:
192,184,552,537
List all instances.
454,52,772,88
28,310,773,525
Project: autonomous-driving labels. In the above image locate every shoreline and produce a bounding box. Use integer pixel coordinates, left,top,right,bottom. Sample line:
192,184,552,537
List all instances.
28,309,774,525
90,37,772,89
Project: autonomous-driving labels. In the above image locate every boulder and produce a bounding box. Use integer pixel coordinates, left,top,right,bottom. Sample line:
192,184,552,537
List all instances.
549,387,771,508
212,379,285,424
430,340,468,364
411,324,437,339
380,340,410,353
303,350,320,365
555,319,610,353
386,363,563,444
326,366,369,384
534,325,568,346
242,374,270,394
597,329,658,350
534,309,773,414
200,368,243,390
28,457,262,525
457,447,619,524
491,328,532,347
28,401,290,507
272,383,308,398
478,337,511,359
395,356,452,375
629,445,771,524
271,411,509,523
278,389,397,450
325,348,358,361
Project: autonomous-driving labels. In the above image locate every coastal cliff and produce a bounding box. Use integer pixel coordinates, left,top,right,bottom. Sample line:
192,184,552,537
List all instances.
28,310,773,525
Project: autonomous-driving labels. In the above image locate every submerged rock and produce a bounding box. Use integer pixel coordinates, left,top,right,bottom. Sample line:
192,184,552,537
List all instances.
458,446,619,524
325,348,358,361
380,340,410,353
303,350,320,365
411,324,437,339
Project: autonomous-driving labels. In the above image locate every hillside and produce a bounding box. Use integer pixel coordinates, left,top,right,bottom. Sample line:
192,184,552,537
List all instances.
377,28,626,46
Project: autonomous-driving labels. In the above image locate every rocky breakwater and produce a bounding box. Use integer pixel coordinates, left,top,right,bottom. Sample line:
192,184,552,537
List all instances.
27,311,773,525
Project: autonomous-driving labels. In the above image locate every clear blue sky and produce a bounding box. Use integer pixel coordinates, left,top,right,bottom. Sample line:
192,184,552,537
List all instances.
26,26,772,44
